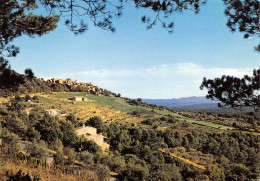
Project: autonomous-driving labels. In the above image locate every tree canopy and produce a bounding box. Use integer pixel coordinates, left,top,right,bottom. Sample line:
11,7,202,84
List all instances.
0,57,35,95
0,0,59,58
0,0,259,60
200,68,260,119
0,57,24,93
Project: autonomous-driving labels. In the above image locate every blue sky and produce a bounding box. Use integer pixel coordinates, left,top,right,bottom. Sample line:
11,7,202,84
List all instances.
9,0,260,99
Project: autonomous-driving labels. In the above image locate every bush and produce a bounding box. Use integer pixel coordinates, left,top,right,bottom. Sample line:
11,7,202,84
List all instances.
32,95,39,101
94,164,110,181
78,151,94,165
119,163,149,181
85,116,103,133
25,140,49,159
25,94,31,102
141,119,154,125
6,170,40,181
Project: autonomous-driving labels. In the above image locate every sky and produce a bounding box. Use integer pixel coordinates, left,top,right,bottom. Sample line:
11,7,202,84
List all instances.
9,0,260,99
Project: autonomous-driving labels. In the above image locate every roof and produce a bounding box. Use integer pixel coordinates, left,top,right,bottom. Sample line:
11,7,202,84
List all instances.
45,109,59,111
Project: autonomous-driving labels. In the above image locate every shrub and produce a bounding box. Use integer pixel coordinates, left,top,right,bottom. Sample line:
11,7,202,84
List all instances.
25,140,49,159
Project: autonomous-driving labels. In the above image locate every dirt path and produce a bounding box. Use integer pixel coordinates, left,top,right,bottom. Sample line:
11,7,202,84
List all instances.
160,149,206,170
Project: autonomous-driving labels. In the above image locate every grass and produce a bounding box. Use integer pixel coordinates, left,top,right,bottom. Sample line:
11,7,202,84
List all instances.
37,93,145,124
51,92,151,114
87,94,137,113
86,94,149,113
141,107,234,129
51,92,86,99
0,153,97,181
182,117,232,129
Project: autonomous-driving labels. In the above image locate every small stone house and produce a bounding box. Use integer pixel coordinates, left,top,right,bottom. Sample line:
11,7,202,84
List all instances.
73,96,88,101
44,109,60,116
76,125,109,152
51,78,64,84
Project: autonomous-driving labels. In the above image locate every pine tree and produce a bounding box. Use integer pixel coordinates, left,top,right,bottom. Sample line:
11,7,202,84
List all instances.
200,68,260,128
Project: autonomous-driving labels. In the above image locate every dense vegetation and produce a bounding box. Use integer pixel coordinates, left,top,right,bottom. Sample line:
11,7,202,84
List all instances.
0,93,259,181
0,66,116,98
178,111,259,132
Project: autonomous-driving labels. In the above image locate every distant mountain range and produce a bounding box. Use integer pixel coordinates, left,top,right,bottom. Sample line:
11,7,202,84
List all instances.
143,96,220,110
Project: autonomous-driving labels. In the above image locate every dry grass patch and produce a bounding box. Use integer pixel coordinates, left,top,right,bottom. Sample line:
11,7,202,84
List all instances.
37,93,146,125
0,155,98,181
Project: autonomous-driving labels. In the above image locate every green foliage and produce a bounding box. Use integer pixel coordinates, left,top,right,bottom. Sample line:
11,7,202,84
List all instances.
1,0,258,62
99,154,126,172
119,163,149,181
0,0,59,58
77,138,101,153
4,115,27,137
35,115,62,144
59,120,78,147
127,99,143,106
147,164,182,181
94,164,110,181
223,0,260,51
86,94,143,113
25,140,49,159
85,116,103,133
0,58,25,96
28,112,41,128
200,68,260,119
78,151,94,165
0,87,259,180
208,164,225,181
1,132,20,148
63,147,76,165
66,113,79,127
53,138,64,153
34,115,79,147
26,127,41,141
217,155,230,168
143,106,233,129
24,69,34,80
225,164,251,181
164,128,175,147
53,139,65,166
0,71,96,96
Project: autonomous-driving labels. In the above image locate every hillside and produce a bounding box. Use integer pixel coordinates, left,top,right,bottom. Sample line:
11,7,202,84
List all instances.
0,76,259,181
38,92,155,125
18,91,260,133
36,92,242,131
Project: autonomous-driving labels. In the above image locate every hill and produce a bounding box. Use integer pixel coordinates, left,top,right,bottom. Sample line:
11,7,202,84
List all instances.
0,73,259,181
143,96,220,110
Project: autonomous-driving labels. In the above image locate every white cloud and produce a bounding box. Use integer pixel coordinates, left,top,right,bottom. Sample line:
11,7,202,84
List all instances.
57,63,255,99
